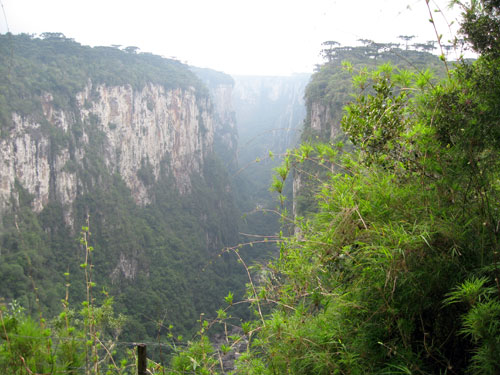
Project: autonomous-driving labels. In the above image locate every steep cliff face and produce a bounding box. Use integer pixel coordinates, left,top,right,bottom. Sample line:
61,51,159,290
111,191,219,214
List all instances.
78,83,214,198
228,75,310,258
0,81,214,224
211,83,238,163
233,74,309,162
190,67,238,170
308,102,343,140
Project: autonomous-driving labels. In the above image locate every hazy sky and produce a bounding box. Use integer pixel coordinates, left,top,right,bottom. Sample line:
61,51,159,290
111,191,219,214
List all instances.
0,0,462,75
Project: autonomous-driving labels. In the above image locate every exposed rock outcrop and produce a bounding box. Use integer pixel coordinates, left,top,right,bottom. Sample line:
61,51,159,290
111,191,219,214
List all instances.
190,67,238,170
233,74,309,160
0,81,216,225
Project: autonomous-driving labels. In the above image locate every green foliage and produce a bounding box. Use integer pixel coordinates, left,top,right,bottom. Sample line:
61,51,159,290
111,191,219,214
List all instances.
228,8,500,374
169,336,217,374
0,295,129,375
1,150,247,345
0,33,207,130
4,4,500,374
456,0,500,57
294,46,445,224
303,45,445,143
238,150,472,373
342,64,428,166
445,276,500,374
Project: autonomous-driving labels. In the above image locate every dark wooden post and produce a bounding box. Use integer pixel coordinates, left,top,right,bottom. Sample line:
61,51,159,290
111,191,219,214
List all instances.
137,343,147,375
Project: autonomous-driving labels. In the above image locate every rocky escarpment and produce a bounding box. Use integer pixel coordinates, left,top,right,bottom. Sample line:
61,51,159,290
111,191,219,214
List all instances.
293,99,343,220
233,74,310,162
228,75,310,255
0,81,215,226
211,83,238,164
191,67,238,170
308,101,343,140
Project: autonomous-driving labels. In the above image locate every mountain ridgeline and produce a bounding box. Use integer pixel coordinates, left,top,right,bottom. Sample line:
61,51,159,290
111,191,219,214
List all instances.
0,33,245,338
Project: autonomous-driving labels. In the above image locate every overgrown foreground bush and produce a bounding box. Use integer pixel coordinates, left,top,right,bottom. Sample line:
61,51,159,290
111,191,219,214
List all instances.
233,2,500,373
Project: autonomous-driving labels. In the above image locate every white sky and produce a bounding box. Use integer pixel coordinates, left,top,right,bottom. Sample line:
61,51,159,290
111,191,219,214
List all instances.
0,0,463,76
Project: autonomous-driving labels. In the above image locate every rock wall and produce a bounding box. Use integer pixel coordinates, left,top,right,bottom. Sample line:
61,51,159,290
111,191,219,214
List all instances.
210,83,238,167
233,74,309,161
293,83,344,222
190,67,238,170
0,81,215,225
307,101,343,140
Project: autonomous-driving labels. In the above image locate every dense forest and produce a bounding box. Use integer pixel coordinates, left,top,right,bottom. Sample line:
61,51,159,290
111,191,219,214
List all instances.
2,0,500,374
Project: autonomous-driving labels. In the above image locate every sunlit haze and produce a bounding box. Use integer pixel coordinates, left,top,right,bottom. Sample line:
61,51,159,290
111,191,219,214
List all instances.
0,0,462,75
